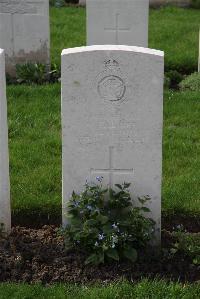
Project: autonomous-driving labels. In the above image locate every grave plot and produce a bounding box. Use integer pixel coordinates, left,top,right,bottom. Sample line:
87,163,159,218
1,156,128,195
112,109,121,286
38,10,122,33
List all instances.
61,45,164,244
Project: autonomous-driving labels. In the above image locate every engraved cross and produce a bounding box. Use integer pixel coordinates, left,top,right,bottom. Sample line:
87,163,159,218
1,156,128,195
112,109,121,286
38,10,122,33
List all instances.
104,13,130,44
0,1,38,55
91,146,133,188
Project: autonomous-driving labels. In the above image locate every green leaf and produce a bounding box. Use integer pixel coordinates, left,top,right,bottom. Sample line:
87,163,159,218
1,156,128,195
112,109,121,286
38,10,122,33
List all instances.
124,182,131,189
98,252,105,264
123,247,138,263
106,248,119,261
193,256,200,265
138,197,146,205
115,184,123,190
101,188,108,194
85,252,104,265
141,207,150,213
144,195,151,201
72,190,78,199
170,248,178,255
102,224,113,234
97,214,109,224
85,219,97,226
109,188,116,199
85,253,98,265
74,232,82,240
70,217,81,226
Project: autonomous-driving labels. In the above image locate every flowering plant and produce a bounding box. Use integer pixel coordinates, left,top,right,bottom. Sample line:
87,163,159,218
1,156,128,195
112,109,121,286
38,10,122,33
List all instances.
63,178,155,265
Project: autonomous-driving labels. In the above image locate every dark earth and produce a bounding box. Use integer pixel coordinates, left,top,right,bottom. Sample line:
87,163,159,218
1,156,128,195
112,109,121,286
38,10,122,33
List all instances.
0,217,199,284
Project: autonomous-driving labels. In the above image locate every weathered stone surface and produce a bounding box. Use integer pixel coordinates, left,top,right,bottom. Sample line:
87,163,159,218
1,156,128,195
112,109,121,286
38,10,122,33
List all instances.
0,0,50,76
61,45,164,244
87,0,149,47
0,49,10,232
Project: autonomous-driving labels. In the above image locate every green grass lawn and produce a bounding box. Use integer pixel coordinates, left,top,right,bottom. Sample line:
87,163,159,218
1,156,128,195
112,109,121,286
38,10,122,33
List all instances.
7,84,200,222
50,6,200,73
163,90,200,214
8,84,61,223
1,280,200,299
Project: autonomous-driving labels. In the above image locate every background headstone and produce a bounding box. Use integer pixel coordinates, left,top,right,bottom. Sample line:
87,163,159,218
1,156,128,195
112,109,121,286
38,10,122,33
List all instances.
0,49,11,232
0,0,50,76
62,45,164,244
87,0,149,47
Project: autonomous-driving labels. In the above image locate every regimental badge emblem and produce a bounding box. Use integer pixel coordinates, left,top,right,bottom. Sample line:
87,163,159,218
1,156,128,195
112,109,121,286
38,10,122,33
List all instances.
96,59,127,103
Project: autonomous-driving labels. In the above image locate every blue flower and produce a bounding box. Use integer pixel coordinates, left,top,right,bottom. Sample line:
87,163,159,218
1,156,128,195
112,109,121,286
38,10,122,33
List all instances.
111,235,118,243
86,205,93,211
73,201,79,207
96,176,103,182
98,233,105,240
112,223,118,229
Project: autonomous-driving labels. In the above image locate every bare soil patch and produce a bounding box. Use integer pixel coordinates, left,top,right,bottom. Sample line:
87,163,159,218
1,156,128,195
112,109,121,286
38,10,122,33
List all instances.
0,225,199,284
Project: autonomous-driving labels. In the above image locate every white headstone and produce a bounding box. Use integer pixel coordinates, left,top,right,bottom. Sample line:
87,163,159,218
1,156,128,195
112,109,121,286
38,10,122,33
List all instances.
0,0,50,76
87,0,149,47
61,45,164,244
0,49,11,233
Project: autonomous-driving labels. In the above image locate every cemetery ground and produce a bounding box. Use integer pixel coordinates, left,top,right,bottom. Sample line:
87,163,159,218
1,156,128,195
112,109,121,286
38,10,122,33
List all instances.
0,5,200,297
9,5,200,225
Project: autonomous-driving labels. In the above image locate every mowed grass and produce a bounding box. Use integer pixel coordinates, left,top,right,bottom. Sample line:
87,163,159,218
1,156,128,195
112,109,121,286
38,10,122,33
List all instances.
149,7,199,73
50,6,200,72
0,280,200,299
8,84,61,221
7,84,200,221
163,90,200,214
50,6,86,66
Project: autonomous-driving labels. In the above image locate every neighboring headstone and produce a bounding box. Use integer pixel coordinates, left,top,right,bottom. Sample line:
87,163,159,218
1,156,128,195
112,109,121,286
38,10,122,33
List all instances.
87,0,149,47
0,0,50,76
0,49,11,233
62,45,164,244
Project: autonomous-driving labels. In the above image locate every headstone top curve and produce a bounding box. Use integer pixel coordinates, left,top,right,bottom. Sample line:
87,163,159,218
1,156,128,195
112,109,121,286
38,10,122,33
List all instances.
61,45,164,57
